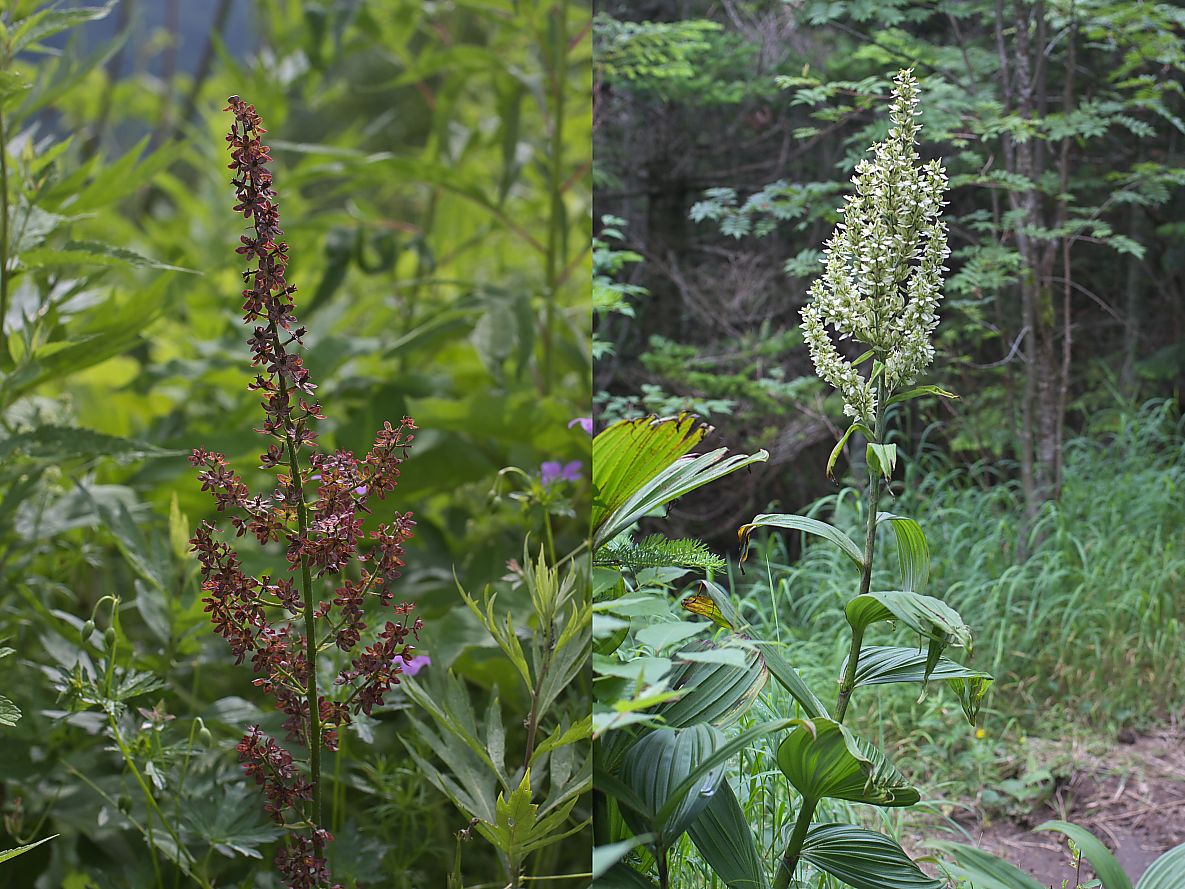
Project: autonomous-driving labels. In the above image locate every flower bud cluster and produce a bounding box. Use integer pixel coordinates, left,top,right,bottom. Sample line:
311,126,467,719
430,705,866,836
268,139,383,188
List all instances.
800,70,950,421
190,97,424,889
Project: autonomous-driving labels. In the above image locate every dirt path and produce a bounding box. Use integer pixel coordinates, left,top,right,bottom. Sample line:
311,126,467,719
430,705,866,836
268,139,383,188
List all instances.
939,728,1185,885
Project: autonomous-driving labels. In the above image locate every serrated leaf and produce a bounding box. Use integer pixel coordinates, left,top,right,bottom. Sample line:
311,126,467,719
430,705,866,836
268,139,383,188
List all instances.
18,240,196,273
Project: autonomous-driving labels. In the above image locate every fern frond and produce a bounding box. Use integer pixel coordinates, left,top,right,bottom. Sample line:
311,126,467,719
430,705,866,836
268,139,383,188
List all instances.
594,534,726,571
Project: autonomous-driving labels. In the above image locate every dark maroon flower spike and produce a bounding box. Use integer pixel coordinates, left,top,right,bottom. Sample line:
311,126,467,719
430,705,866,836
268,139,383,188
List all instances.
191,96,424,889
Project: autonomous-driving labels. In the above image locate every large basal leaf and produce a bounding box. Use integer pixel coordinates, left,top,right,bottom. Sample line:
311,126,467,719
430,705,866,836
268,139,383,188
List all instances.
621,725,725,846
877,513,930,592
776,718,919,807
737,514,864,571
1138,842,1185,889
800,823,942,889
592,413,709,538
654,641,767,729
845,591,972,652
686,780,769,889
931,841,1046,889
1035,821,1132,889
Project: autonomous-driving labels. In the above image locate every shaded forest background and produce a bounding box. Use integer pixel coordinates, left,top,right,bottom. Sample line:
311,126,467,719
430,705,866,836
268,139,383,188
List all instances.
593,0,1185,544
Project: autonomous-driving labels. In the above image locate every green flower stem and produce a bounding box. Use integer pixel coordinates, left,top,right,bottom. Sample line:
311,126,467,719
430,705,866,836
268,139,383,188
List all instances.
542,0,569,394
0,108,9,340
835,376,886,722
774,796,818,889
272,329,323,854
777,378,888,889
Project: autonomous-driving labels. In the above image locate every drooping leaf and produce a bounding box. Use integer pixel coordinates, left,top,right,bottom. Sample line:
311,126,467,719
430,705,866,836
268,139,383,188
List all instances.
877,513,930,592
594,415,768,548
592,413,709,537
0,426,182,465
886,385,958,406
689,580,827,719
737,513,864,570
686,780,769,889
18,240,196,273
840,645,991,689
845,591,972,653
776,717,919,807
800,823,942,889
826,422,871,479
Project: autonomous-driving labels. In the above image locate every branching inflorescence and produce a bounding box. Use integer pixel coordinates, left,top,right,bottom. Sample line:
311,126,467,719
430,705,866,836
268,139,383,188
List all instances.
190,96,423,889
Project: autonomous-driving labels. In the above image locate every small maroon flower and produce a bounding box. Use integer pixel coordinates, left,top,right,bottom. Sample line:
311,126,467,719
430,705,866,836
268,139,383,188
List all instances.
191,97,424,889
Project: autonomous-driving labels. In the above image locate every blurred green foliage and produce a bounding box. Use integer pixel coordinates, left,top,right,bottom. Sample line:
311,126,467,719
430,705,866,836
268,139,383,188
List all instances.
0,1,590,886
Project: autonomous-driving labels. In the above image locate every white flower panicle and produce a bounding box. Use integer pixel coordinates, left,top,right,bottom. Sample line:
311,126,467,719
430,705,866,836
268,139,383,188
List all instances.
800,69,950,423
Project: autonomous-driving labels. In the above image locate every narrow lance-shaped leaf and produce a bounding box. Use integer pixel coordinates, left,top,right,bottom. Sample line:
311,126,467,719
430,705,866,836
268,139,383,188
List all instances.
737,514,864,571
1035,822,1132,889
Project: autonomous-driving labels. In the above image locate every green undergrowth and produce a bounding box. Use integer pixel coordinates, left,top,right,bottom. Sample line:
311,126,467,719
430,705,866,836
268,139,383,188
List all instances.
667,401,1185,882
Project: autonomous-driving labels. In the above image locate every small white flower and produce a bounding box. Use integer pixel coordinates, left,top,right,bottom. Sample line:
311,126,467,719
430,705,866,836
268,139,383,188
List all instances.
799,69,949,422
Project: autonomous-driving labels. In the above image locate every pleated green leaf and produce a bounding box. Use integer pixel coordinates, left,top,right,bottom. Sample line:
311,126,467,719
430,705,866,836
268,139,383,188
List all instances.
800,823,942,889
845,591,972,653
1138,842,1185,889
877,513,930,592
593,416,769,549
686,780,769,889
592,414,709,538
688,580,827,719
776,718,919,807
621,725,725,846
840,645,991,688
594,862,660,888
655,641,768,729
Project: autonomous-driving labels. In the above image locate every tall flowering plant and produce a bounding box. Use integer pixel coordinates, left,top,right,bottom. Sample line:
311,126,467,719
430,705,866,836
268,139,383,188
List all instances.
189,97,422,889
598,72,991,889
